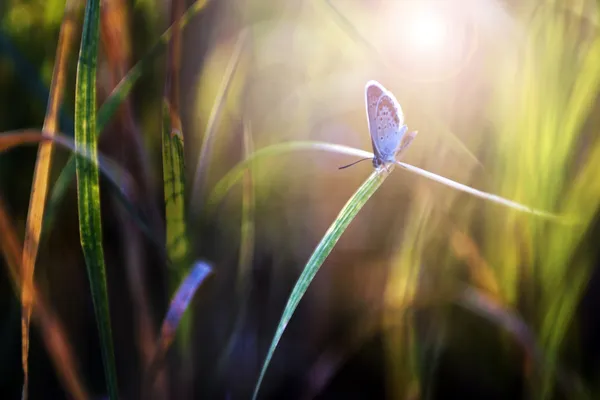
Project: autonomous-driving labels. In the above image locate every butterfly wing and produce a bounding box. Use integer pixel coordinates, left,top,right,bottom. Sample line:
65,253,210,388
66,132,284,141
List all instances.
374,93,406,163
396,130,418,159
365,80,385,160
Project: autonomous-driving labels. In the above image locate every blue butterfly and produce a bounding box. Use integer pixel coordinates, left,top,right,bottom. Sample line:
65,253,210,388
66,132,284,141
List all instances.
340,80,417,170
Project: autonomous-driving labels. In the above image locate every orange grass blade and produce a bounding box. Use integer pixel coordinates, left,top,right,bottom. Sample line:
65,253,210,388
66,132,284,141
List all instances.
19,2,81,398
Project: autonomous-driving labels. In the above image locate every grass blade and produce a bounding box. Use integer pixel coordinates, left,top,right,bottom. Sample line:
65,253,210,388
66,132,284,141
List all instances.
0,130,52,153
207,141,566,222
161,0,194,374
190,29,248,210
19,2,79,397
252,168,389,400
216,116,256,373
0,129,165,266
46,0,212,234
0,194,89,400
208,141,373,209
392,160,570,223
143,261,213,393
74,0,118,397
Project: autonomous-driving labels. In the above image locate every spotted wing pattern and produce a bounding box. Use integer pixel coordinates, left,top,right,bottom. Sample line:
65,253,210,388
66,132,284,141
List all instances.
374,93,407,163
365,80,385,160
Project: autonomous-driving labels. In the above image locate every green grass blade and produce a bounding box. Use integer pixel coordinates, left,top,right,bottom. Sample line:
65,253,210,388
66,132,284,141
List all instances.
393,161,571,223
162,100,189,275
190,29,248,209
45,0,211,235
207,141,566,222
252,168,388,400
74,0,118,397
208,141,373,209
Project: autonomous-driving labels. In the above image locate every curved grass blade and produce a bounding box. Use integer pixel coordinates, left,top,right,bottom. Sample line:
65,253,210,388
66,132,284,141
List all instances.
190,28,248,210
143,261,213,392
0,195,89,400
74,0,118,397
207,141,373,209
207,140,566,222
0,130,133,194
0,129,165,265
20,3,79,395
0,130,53,153
457,286,589,399
216,117,256,372
252,169,388,400
46,0,212,234
392,160,571,223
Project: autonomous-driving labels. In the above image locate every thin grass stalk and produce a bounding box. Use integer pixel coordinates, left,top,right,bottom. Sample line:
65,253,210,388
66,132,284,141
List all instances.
99,1,159,394
74,0,118,397
0,130,53,152
207,141,567,223
190,29,248,210
215,116,256,375
0,195,89,400
20,1,80,397
142,261,212,397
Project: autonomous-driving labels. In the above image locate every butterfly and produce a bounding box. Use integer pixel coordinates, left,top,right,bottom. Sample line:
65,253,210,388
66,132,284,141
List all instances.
340,80,417,171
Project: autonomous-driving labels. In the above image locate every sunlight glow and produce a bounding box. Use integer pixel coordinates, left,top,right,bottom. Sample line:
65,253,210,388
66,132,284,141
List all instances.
406,8,449,52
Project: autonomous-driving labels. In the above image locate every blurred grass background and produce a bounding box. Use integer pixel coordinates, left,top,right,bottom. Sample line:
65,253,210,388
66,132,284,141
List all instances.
1,0,600,399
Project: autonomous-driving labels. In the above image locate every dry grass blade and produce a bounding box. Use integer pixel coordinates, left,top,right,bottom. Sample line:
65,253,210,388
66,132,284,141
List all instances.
0,130,52,153
20,1,80,398
0,195,88,400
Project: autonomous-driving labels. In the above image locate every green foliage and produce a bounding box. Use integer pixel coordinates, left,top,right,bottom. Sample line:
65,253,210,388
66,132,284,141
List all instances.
73,0,118,397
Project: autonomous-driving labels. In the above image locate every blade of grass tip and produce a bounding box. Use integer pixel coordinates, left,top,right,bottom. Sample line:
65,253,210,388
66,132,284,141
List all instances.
393,160,574,223
20,1,79,397
142,261,212,392
0,195,89,400
74,0,118,398
252,168,388,400
190,29,248,211
207,141,373,210
46,0,212,236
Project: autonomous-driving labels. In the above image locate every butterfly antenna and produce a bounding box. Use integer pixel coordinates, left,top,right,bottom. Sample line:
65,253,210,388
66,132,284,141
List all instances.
338,157,371,170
